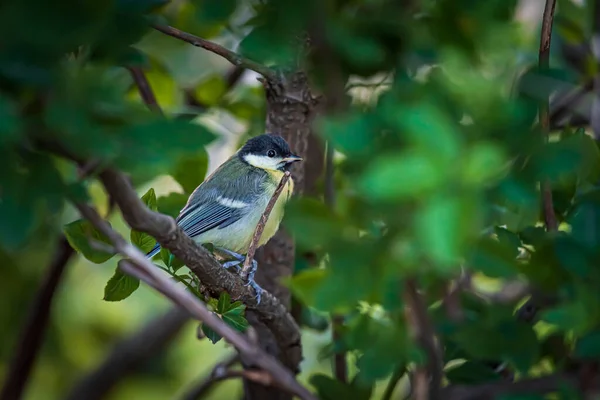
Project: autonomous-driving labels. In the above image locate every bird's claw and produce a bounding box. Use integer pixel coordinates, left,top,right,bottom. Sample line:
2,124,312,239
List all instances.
245,278,263,305
217,249,262,304
221,259,242,272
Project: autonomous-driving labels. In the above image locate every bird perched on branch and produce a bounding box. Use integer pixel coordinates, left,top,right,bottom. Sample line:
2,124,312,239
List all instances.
146,134,302,303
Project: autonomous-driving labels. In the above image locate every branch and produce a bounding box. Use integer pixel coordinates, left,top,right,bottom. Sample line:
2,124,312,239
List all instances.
538,0,559,232
180,354,294,400
152,24,277,81
127,66,163,115
241,171,291,280
180,354,239,400
0,159,108,400
0,237,74,400
72,200,314,400
96,168,301,356
65,306,190,400
404,279,443,400
440,372,589,400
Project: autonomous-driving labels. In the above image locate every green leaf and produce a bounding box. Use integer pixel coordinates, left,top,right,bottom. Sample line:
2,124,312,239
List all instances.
160,247,185,272
157,192,188,218
453,319,539,372
201,323,222,344
64,219,115,263
461,142,507,186
284,198,345,248
193,75,227,107
468,237,519,278
0,95,22,144
359,151,443,200
103,267,140,301
140,188,158,211
574,331,600,359
114,119,215,182
416,194,478,269
172,150,208,194
310,374,372,400
131,188,157,253
201,292,249,344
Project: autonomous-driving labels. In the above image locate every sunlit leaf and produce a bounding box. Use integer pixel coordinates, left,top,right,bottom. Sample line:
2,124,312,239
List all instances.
64,219,115,264
103,267,140,301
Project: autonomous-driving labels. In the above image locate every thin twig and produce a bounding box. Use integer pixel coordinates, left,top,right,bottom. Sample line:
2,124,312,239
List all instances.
404,279,443,400
241,171,292,280
73,201,314,400
180,354,239,400
126,66,163,115
152,24,277,81
539,0,559,231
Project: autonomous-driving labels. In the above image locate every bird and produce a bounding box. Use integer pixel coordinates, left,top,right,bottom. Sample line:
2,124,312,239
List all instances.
146,134,302,304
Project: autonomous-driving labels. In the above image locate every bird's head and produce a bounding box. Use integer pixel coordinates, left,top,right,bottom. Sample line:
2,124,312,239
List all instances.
239,134,303,172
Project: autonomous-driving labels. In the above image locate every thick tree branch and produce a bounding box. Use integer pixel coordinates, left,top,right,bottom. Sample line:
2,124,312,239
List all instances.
65,306,190,400
0,237,74,400
152,24,277,81
241,171,291,280
96,169,301,360
127,66,163,115
404,279,443,400
73,201,315,400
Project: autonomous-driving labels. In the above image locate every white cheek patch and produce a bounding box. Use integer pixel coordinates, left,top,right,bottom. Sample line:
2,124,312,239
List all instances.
217,196,249,208
243,154,281,170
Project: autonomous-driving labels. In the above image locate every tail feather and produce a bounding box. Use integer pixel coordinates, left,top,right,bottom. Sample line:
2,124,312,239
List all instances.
146,243,161,259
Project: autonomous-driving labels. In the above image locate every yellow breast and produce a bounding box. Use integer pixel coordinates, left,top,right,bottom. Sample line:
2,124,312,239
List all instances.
258,171,295,247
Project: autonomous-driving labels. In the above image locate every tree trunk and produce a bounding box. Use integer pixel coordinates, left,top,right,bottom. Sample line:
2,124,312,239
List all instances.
242,71,323,400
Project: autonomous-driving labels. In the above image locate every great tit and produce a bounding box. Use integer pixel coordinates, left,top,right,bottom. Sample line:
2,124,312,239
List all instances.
146,134,302,303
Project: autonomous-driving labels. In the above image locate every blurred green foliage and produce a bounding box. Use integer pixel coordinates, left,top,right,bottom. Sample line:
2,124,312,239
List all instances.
1,0,600,398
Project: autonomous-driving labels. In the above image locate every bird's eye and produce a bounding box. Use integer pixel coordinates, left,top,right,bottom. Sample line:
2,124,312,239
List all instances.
267,150,276,158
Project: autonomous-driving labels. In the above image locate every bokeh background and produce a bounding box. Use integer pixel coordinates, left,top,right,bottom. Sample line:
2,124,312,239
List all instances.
0,0,581,399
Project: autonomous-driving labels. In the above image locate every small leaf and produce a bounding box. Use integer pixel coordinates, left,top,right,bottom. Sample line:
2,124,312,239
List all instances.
64,219,115,263
160,247,185,271
131,188,157,252
201,323,222,344
103,267,140,301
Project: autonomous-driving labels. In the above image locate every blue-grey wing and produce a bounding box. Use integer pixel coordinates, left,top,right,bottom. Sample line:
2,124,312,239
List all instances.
176,199,246,238
174,158,268,239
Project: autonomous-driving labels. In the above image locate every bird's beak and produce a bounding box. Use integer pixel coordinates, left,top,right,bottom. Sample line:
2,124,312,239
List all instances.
283,154,303,163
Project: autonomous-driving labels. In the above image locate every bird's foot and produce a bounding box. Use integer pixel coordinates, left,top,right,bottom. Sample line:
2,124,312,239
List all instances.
244,259,263,305
216,248,263,304
217,247,244,272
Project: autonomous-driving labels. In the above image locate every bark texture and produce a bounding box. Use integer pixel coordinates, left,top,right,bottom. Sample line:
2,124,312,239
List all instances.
243,71,323,400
